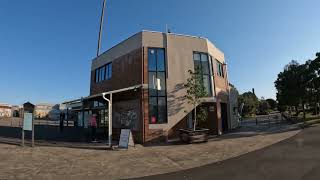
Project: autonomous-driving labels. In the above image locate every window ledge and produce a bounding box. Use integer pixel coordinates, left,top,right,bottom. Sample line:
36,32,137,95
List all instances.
149,123,167,130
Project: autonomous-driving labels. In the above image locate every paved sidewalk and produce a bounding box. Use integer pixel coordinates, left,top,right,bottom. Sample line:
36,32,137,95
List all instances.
0,121,300,180
137,124,320,180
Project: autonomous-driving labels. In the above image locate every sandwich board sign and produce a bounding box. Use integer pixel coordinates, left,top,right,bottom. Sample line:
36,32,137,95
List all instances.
119,129,135,149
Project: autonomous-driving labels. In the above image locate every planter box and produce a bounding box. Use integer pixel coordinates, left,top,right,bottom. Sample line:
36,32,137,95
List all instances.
179,128,209,143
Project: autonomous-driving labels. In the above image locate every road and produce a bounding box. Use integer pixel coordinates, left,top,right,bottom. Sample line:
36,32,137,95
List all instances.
134,124,320,180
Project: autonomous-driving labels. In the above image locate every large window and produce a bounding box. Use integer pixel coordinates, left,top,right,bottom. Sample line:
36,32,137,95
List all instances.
216,60,224,77
148,48,167,124
95,63,112,83
193,52,212,96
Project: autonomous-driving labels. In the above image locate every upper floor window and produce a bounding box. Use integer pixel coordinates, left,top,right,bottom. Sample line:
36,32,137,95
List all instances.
95,63,112,83
193,52,212,96
216,60,224,77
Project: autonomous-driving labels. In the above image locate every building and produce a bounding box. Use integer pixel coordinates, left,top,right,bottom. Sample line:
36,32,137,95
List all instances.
11,105,23,117
65,30,238,144
35,103,60,120
0,103,12,118
228,84,240,129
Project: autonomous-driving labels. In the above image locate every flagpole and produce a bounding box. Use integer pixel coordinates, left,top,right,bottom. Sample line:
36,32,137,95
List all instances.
97,0,107,57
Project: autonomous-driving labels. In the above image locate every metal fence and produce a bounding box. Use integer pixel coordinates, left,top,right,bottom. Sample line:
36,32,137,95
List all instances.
254,113,284,127
0,117,74,128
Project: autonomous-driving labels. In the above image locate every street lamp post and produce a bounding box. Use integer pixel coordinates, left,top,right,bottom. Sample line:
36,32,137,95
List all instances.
97,0,107,57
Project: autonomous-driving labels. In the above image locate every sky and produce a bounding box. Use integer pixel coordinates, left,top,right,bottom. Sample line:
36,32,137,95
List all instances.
0,0,320,105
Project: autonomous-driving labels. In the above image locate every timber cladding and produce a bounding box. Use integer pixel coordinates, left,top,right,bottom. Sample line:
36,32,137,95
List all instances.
90,48,143,95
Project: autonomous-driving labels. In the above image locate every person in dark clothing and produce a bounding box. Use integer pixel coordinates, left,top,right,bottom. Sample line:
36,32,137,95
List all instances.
59,112,64,132
90,114,98,142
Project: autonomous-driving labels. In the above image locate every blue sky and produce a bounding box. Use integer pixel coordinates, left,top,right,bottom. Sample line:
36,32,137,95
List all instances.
0,0,319,105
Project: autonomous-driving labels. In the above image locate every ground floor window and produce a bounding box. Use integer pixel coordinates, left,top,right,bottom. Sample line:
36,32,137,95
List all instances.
149,97,167,124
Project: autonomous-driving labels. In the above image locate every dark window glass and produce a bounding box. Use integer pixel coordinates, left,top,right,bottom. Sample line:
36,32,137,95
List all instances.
194,60,202,72
193,53,202,72
157,97,167,123
209,56,214,75
203,75,212,96
157,72,166,96
95,63,112,83
157,49,165,71
201,54,209,74
148,48,167,124
193,52,213,97
220,63,224,77
107,63,112,79
100,66,106,81
193,53,200,61
149,97,158,124
95,69,99,83
148,72,157,96
216,60,224,77
148,49,157,71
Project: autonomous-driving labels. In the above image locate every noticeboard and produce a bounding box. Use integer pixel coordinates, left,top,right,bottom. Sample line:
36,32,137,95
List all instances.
23,113,33,131
119,129,134,149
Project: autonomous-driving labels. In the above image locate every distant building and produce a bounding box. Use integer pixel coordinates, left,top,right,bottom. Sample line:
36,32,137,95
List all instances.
228,84,240,129
0,103,12,117
35,103,60,120
11,105,23,117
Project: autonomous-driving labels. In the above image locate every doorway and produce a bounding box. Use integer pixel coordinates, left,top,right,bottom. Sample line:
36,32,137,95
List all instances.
220,103,228,133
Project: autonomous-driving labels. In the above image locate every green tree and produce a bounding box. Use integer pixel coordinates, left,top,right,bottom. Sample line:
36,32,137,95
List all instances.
238,91,259,116
308,53,320,114
275,54,320,119
184,68,208,131
275,60,304,115
266,98,277,110
258,100,271,115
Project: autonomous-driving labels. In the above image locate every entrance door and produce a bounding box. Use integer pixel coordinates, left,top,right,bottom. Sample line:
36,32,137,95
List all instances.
220,103,228,133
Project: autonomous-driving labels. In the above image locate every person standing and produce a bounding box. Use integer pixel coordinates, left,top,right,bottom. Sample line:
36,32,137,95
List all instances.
59,112,64,132
90,114,98,142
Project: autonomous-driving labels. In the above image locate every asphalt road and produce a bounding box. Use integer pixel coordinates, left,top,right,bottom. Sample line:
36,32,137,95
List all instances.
134,125,320,180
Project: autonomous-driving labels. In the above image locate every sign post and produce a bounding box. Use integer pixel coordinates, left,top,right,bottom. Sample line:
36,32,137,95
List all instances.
22,112,34,147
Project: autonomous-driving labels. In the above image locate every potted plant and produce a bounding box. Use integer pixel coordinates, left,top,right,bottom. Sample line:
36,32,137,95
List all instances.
179,68,210,143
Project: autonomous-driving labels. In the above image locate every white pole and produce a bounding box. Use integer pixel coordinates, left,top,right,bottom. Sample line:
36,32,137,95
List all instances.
97,0,107,57
102,93,112,147
109,93,112,147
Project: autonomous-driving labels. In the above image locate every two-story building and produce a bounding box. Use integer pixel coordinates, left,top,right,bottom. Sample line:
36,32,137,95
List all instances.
0,103,12,118
65,30,237,144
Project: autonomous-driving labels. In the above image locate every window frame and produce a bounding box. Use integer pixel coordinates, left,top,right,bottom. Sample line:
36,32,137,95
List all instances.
95,62,112,83
148,48,168,124
193,51,213,97
216,60,224,78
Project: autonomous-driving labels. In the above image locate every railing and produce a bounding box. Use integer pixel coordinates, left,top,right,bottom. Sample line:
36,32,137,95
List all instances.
0,117,75,128
254,113,284,127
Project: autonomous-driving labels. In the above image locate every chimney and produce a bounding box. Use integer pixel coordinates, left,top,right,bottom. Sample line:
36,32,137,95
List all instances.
252,88,255,95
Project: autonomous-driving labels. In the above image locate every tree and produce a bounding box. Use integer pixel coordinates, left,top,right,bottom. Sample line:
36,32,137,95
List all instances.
266,98,277,110
275,53,320,119
184,68,208,131
238,91,259,116
275,60,301,112
258,100,271,115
